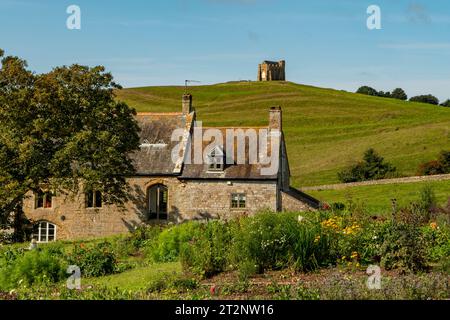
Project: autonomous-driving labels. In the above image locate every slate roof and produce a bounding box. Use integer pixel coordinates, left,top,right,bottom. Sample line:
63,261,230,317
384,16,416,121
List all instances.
130,112,192,175
180,127,279,180
130,114,280,180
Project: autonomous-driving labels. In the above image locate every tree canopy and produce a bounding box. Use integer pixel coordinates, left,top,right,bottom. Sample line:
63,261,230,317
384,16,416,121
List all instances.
409,94,439,105
391,88,408,100
0,49,140,239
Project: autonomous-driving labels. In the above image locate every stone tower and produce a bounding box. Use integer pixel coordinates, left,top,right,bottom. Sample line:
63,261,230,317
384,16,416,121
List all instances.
257,60,286,81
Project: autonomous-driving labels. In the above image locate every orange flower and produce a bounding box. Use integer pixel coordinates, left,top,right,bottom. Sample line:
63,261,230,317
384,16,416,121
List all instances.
430,222,438,230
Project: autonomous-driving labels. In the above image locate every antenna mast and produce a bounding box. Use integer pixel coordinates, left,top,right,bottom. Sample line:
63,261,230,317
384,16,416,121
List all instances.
184,80,201,93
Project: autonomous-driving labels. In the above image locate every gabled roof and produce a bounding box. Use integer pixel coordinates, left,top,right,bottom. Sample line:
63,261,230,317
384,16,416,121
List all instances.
180,127,280,180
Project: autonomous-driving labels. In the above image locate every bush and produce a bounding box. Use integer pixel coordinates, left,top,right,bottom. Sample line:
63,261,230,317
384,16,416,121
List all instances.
147,222,202,262
229,212,332,275
338,148,396,182
441,99,450,107
417,150,450,175
380,207,428,273
391,88,408,100
180,221,232,278
410,94,439,105
65,242,117,277
147,272,198,293
0,247,67,290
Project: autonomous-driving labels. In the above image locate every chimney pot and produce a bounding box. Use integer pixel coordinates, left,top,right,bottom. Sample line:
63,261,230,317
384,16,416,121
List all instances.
182,94,193,114
269,106,282,131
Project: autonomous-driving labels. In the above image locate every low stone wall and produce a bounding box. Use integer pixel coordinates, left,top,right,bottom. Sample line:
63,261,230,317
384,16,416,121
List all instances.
301,174,450,191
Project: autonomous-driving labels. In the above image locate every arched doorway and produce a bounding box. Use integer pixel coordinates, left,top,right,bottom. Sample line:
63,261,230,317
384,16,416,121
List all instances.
32,221,56,243
147,184,168,220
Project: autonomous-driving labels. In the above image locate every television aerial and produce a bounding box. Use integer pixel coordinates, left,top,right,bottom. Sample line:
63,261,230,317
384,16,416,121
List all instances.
184,80,201,93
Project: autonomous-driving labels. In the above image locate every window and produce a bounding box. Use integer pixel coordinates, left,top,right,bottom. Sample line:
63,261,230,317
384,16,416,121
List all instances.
231,193,246,209
86,190,102,208
207,147,225,171
32,221,56,243
148,184,168,220
35,190,52,209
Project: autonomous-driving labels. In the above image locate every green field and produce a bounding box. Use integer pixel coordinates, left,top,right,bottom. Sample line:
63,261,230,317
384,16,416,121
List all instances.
116,81,450,187
308,180,450,215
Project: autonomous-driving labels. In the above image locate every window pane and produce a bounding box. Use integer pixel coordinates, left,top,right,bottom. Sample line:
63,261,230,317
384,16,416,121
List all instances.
36,192,44,208
95,191,102,208
86,191,94,208
239,194,246,208
231,194,239,208
44,193,52,208
159,187,168,214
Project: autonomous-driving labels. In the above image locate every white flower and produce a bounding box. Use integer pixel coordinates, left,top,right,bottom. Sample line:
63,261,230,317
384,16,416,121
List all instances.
297,215,305,223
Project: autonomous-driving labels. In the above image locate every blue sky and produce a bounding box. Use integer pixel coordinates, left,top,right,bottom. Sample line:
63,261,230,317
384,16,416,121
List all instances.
1,0,449,100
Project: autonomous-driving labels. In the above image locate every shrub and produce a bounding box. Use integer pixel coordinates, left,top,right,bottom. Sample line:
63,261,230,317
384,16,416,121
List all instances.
65,242,117,277
417,150,450,175
417,185,437,215
338,148,396,182
147,222,202,262
380,207,428,273
441,99,450,107
409,94,439,105
147,272,198,293
180,221,232,278
229,212,332,275
0,248,67,290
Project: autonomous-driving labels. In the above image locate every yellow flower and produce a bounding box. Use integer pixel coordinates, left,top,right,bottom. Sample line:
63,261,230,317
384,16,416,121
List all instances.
314,235,321,243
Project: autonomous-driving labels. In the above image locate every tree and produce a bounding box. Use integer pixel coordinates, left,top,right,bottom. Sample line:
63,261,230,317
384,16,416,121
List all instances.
356,86,379,96
440,99,450,107
378,91,391,98
338,148,396,183
391,88,407,100
409,94,439,105
0,49,140,241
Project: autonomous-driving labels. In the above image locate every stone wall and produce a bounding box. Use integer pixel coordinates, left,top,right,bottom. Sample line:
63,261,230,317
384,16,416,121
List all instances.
281,190,316,212
23,177,279,240
301,173,450,191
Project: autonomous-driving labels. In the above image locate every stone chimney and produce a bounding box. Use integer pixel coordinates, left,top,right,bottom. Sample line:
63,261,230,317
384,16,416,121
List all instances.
269,106,282,131
182,94,193,114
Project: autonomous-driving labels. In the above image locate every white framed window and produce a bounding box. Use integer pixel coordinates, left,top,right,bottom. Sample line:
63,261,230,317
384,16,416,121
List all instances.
32,221,56,243
207,146,225,171
231,193,246,209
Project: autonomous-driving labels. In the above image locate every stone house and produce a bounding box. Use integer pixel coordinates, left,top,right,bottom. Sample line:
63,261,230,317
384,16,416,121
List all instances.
23,94,318,242
257,60,286,81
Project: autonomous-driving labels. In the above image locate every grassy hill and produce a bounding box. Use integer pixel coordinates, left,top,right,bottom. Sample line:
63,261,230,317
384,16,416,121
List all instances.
116,81,450,187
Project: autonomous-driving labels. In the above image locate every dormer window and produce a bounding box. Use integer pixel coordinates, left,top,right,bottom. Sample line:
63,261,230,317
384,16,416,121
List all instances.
207,146,225,171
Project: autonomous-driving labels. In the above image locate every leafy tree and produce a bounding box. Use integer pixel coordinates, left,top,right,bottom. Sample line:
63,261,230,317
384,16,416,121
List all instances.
409,94,439,105
338,148,396,183
440,99,450,107
391,88,408,100
0,49,140,241
356,86,379,96
378,91,391,98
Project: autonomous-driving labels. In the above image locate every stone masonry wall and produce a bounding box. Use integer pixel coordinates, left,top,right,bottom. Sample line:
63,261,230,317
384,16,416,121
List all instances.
23,177,278,240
